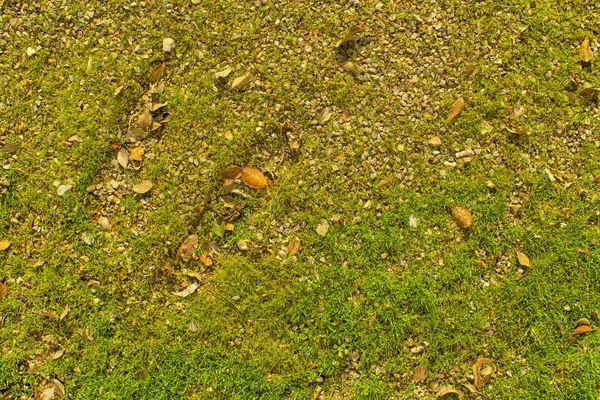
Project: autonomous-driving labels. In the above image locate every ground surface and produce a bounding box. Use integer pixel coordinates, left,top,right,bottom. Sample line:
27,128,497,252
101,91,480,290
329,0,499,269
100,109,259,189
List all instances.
1,0,600,399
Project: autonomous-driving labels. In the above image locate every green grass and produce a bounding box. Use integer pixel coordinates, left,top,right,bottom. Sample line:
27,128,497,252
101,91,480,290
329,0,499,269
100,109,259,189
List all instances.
1,0,600,398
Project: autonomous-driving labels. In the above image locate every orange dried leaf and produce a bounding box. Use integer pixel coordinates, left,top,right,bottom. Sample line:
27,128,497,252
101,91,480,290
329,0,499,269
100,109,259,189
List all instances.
0,282,7,301
412,365,428,383
130,147,145,161
224,223,235,232
149,62,166,83
571,325,594,339
241,167,268,189
451,205,473,228
447,96,465,122
580,38,593,63
199,253,213,267
0,239,10,251
473,358,494,389
436,386,463,399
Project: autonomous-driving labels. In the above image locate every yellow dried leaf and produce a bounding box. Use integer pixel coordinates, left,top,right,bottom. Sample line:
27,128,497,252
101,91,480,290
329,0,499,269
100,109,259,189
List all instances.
224,224,235,232
0,239,10,251
241,167,268,189
451,205,473,228
286,237,302,257
149,62,166,83
447,96,465,122
436,386,463,399
341,61,360,76
516,251,531,267
130,147,144,161
473,358,494,389
580,38,593,63
231,71,253,90
412,365,428,383
132,180,153,194
377,177,393,188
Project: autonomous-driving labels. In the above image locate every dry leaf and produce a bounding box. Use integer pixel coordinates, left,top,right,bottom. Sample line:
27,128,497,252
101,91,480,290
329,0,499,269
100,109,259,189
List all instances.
286,237,302,257
132,180,153,194
231,71,253,90
199,253,213,267
173,282,199,297
150,102,168,112
224,223,235,232
337,24,365,47
569,325,594,340
215,67,233,80
377,177,393,188
574,318,591,328
41,387,54,400
516,251,531,267
176,234,199,261
436,386,463,399
50,348,65,360
473,358,494,388
341,61,360,76
0,283,7,301
149,62,166,83
59,304,70,321
447,96,465,122
52,378,65,398
578,87,599,99
0,239,10,251
125,127,146,143
220,166,242,180
428,136,442,147
580,38,593,63
137,108,153,131
130,147,144,161
412,365,428,383
316,107,332,125
241,167,268,189
312,386,322,400
1,142,19,154
451,205,473,228
117,148,129,170
114,86,123,96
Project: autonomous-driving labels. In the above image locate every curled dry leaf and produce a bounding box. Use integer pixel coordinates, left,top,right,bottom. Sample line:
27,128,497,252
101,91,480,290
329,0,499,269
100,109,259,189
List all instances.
436,386,463,399
337,24,365,47
473,358,494,388
130,147,144,161
574,318,591,328
580,38,593,63
220,166,242,180
117,148,129,170
241,167,268,189
59,304,70,321
412,365,428,383
569,325,594,340
447,96,465,122
173,282,199,298
316,107,332,125
137,108,153,131
215,66,233,80
149,62,166,84
150,102,168,112
50,348,65,360
516,251,531,267
224,223,235,232
286,237,302,257
199,253,213,267
451,205,473,228
0,239,10,251
231,71,253,90
132,180,153,194
176,234,199,261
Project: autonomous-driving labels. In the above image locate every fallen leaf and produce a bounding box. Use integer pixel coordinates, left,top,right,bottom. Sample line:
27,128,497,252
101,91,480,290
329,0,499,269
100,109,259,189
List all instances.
316,220,330,237
516,251,531,268
173,282,199,297
412,365,428,383
241,167,268,189
286,237,302,257
316,107,332,125
312,386,322,400
447,96,465,122
463,383,478,395
569,325,594,340
56,185,72,196
451,205,473,228
473,358,494,388
59,305,70,321
98,216,111,232
50,348,65,360
176,235,199,261
428,136,442,147
0,239,10,251
199,253,213,267
224,223,235,232
337,24,365,47
212,219,225,238
1,142,19,154
52,378,65,398
0,283,7,301
231,71,253,90
41,387,54,400
117,148,129,170
125,127,146,142
574,318,591,328
137,108,153,131
220,166,242,180
67,135,83,143
377,177,393,188
578,87,599,99
580,38,593,63
237,240,252,251
132,180,153,194
114,86,123,96
436,386,463,399
149,62,166,83
215,66,233,80
130,147,144,161
341,61,360,76
186,270,203,281
150,102,168,112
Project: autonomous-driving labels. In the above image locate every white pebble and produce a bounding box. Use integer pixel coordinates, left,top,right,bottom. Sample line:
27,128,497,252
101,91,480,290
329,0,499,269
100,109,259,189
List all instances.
162,38,175,52
26,47,36,56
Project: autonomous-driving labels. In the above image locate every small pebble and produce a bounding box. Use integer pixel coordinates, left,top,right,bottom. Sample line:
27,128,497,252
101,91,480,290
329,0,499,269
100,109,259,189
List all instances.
163,38,175,52
57,184,72,196
26,47,36,56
